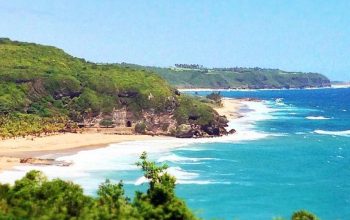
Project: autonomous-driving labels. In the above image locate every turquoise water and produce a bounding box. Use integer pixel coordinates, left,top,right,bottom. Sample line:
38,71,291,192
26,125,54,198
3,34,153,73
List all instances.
175,88,350,219
2,88,349,219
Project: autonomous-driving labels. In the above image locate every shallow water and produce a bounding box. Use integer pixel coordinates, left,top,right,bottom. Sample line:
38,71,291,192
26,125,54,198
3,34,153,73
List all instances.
1,88,349,219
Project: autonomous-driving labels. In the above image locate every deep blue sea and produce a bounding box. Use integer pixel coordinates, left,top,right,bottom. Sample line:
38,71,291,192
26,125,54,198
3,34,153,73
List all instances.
2,88,349,219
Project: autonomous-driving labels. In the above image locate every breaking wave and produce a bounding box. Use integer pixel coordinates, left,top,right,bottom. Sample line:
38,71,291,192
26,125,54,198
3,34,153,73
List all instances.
306,116,331,120
314,129,350,136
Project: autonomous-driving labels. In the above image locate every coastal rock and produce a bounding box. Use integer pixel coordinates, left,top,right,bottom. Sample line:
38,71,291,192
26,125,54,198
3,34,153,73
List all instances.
20,158,72,167
228,129,236,134
217,115,229,127
176,124,193,138
202,125,221,136
241,98,261,102
176,124,204,138
53,91,81,100
117,91,139,98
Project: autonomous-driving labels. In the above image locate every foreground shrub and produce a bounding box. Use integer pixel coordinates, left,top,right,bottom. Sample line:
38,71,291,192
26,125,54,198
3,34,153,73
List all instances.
0,153,198,220
292,210,319,220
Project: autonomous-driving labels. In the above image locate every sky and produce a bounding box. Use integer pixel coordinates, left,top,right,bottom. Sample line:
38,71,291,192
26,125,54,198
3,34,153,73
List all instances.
0,0,349,81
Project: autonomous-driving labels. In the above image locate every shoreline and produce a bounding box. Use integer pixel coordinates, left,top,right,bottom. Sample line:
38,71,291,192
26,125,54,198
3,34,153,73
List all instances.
178,86,334,92
0,133,170,172
0,99,242,174
213,98,243,121
0,98,253,186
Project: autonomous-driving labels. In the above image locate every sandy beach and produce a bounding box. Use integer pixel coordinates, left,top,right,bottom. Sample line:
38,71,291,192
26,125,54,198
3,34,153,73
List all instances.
0,133,168,171
0,98,242,172
214,98,243,120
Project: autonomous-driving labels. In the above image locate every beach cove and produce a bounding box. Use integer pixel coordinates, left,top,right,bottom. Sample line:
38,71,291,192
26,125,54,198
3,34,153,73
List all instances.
1,88,349,219
0,98,244,174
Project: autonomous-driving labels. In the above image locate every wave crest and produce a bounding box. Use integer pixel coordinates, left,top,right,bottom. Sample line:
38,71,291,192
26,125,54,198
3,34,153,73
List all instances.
314,129,350,136
157,154,216,163
306,116,330,120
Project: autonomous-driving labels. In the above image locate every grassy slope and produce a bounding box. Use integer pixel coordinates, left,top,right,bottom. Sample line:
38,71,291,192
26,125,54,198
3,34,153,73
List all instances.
0,38,216,138
119,64,331,89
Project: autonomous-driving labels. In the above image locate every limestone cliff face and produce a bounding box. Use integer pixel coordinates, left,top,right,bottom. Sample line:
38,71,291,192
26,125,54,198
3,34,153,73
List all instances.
78,107,231,138
141,111,177,136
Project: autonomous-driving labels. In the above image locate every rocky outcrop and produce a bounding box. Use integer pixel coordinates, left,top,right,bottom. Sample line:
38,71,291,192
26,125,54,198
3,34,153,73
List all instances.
175,124,193,138
228,129,236,134
20,158,72,166
141,111,177,136
53,91,81,100
118,91,138,98
74,103,232,138
175,114,231,138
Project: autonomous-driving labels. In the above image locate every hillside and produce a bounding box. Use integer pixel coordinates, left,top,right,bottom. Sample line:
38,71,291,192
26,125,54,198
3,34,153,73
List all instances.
0,38,228,138
119,64,331,89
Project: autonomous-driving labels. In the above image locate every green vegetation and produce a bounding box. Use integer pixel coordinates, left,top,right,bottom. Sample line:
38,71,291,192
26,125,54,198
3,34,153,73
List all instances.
206,92,223,107
174,96,215,126
99,119,114,128
0,38,221,138
292,210,319,220
0,114,66,138
119,63,331,89
0,38,173,114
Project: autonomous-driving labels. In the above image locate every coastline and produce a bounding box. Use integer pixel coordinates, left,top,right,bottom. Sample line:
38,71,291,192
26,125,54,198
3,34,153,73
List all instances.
0,99,242,174
178,86,333,92
0,133,170,172
213,98,243,120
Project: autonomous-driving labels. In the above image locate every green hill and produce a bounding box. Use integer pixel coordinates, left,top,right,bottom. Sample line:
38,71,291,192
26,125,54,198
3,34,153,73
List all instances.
119,64,331,89
0,38,226,138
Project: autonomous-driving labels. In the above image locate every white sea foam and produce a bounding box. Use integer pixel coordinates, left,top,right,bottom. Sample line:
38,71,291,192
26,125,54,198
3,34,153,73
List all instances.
157,154,216,163
275,98,287,106
0,99,278,187
134,176,149,185
177,180,231,185
167,167,231,185
331,84,350,89
314,129,350,136
133,167,225,185
167,166,199,180
306,116,331,120
295,132,307,135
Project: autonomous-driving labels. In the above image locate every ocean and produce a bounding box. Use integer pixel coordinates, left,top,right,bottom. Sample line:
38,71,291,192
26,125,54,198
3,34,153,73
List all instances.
1,88,349,219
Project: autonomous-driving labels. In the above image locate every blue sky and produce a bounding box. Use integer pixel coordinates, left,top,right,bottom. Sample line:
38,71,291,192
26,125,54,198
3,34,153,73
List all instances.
0,0,349,81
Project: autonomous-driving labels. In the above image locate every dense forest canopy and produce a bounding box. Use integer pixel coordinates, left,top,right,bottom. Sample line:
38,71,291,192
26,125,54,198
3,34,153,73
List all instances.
119,63,331,89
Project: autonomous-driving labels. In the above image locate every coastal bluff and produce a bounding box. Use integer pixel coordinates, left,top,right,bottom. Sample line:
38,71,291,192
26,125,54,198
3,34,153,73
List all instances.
0,38,230,140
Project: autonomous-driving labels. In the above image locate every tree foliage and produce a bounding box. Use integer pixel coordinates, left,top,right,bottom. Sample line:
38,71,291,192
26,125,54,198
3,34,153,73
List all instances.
292,210,319,220
120,63,331,89
206,92,223,106
0,114,66,138
174,96,215,126
0,153,198,220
